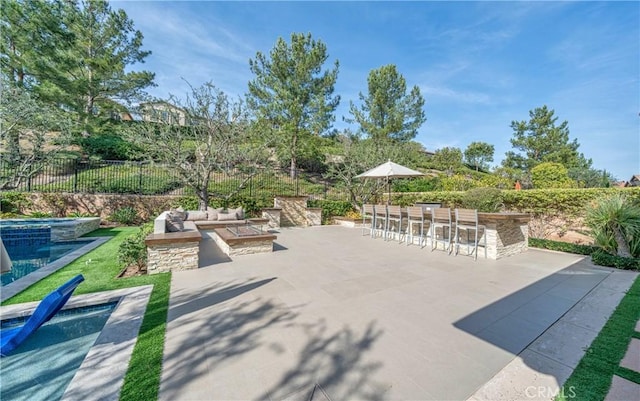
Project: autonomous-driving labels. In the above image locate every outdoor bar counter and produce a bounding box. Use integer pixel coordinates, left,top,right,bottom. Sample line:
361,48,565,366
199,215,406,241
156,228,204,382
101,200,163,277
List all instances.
475,212,531,259
415,210,531,260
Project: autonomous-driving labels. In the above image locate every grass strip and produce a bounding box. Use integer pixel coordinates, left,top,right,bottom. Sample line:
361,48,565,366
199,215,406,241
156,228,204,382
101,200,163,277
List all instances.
1,227,171,401
615,367,640,385
556,275,640,400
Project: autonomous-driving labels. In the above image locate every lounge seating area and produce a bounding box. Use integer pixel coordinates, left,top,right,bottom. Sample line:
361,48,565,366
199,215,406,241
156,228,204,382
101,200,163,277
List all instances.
145,207,273,274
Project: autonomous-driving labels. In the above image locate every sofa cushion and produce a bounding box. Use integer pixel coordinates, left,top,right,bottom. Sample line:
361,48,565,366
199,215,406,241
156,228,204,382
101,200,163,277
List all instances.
207,207,224,221
166,215,184,232
182,221,198,231
229,207,245,220
170,207,187,221
185,210,207,221
217,212,238,221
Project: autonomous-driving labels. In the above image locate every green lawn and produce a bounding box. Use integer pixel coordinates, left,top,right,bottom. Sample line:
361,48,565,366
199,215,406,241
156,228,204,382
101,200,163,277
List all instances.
1,227,170,401
556,275,640,400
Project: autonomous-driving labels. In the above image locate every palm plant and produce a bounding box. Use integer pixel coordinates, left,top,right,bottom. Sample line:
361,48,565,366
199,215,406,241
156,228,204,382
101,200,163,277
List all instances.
586,193,640,258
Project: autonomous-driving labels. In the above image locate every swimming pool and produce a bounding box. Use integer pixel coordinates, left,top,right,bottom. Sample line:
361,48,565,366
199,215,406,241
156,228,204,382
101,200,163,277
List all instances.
0,237,111,303
0,286,153,401
0,303,117,401
1,239,96,286
0,217,101,241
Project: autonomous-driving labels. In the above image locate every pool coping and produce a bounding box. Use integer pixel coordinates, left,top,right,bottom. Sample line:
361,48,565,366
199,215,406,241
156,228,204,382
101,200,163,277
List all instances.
1,236,111,303
1,285,153,401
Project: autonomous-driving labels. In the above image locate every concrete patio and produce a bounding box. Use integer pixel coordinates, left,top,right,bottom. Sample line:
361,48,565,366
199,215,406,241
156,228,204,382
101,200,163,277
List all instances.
160,226,637,401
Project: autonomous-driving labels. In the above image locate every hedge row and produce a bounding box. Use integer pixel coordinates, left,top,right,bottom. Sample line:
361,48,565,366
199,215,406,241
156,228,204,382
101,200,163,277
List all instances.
395,187,640,218
529,237,639,271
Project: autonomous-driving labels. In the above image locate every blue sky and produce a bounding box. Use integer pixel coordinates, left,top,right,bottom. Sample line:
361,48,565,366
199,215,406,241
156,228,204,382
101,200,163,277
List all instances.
113,1,639,180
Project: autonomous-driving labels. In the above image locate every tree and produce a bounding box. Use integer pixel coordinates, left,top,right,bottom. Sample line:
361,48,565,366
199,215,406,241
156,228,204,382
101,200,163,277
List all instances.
56,0,155,131
0,79,73,189
247,32,340,179
431,147,463,175
503,105,591,172
126,83,272,210
327,132,427,206
1,0,155,135
530,162,575,189
348,64,425,150
568,167,615,188
464,141,494,171
1,0,73,157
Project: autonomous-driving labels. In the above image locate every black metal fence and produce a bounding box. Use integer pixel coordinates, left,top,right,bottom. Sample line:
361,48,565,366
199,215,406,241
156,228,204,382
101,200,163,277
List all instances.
0,158,349,200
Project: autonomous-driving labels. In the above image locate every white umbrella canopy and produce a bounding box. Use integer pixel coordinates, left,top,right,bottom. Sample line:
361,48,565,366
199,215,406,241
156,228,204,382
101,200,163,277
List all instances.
355,160,424,204
355,159,424,179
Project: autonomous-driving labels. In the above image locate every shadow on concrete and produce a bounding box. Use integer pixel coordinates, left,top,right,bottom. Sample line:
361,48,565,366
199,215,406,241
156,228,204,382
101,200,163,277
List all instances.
273,242,288,252
453,258,613,397
261,320,386,401
168,277,277,322
161,278,298,399
198,238,231,266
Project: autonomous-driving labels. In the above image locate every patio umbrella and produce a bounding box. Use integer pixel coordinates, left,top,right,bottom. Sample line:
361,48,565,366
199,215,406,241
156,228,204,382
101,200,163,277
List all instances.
355,159,424,204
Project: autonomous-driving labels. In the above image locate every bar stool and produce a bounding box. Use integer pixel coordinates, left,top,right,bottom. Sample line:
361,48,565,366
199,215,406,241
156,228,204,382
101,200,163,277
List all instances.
454,208,487,260
361,204,376,238
431,207,453,254
386,205,404,243
374,204,388,239
406,206,427,247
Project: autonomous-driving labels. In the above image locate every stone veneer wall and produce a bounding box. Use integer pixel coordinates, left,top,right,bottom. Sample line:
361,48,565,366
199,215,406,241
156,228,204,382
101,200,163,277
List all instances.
23,193,177,221
273,196,322,227
147,242,199,274
484,220,529,259
51,217,101,241
212,235,273,257
261,208,282,229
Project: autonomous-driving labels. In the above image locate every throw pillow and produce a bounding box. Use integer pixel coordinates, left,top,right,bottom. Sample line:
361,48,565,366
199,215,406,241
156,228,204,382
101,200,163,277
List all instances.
206,207,224,221
166,215,184,232
169,207,187,220
217,212,238,221
229,207,245,220
185,210,207,221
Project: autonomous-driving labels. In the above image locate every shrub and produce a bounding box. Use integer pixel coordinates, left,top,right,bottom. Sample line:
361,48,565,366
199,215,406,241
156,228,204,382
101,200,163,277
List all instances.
118,222,154,270
67,211,95,217
109,207,139,225
308,199,355,224
29,211,53,218
585,193,640,258
528,238,597,255
591,250,640,270
529,237,639,270
531,162,575,189
0,191,30,214
81,132,142,161
461,187,503,212
170,196,200,211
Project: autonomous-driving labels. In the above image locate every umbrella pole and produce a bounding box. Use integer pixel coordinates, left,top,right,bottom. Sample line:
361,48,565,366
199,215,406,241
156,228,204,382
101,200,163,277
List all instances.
387,178,391,205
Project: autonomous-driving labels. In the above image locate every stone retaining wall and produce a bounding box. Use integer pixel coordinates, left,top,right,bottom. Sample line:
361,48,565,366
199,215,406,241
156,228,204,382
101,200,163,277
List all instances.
147,242,199,274
261,208,282,229
274,196,322,227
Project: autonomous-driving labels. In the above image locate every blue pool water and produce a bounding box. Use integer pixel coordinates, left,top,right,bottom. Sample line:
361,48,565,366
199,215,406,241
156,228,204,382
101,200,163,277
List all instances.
0,302,117,401
0,218,85,227
1,239,96,286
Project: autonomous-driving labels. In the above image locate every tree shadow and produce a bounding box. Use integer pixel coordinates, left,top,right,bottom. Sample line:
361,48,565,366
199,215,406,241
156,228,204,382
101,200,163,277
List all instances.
160,278,299,399
261,319,386,401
